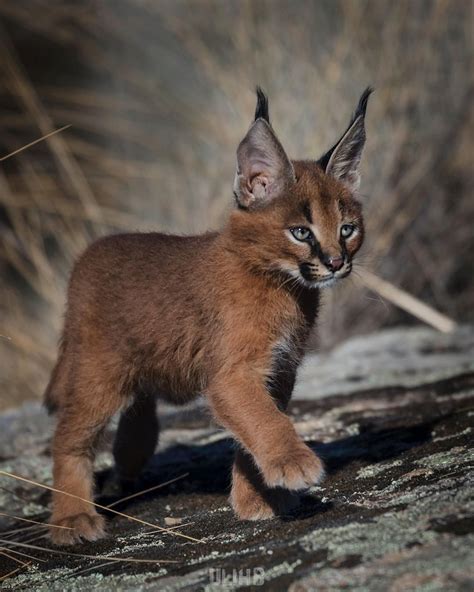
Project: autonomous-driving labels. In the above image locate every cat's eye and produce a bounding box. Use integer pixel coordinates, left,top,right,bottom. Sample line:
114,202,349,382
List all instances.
290,227,312,242
340,224,355,239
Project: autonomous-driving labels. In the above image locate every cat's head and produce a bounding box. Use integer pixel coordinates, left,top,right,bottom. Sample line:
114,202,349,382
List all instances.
228,87,372,289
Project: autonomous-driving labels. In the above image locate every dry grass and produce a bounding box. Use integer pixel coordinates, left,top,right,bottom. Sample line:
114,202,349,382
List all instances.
1,539,177,564
0,511,73,530
0,470,196,581
0,560,31,583
0,0,472,409
106,473,189,508
0,124,72,162
0,470,202,543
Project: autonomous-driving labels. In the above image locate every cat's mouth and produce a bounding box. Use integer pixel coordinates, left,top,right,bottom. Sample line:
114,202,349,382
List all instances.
298,262,352,288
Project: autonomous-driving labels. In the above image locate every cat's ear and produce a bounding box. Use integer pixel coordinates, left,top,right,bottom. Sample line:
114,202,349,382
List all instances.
318,87,373,193
233,88,295,210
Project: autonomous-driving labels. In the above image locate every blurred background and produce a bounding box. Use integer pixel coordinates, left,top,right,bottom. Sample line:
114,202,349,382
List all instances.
0,0,472,410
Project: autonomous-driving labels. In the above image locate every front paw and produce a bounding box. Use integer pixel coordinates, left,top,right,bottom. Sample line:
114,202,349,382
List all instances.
50,512,106,546
231,480,299,521
261,443,324,490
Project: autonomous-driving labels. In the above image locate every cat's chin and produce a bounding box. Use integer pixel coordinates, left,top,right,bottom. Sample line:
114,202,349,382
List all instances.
291,275,336,290
314,276,338,289
305,270,352,289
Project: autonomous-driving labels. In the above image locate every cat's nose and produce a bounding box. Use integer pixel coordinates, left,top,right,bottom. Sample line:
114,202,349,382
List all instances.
326,256,344,272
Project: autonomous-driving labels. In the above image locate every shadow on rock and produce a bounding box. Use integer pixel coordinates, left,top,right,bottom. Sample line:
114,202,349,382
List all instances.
97,416,434,513
312,419,434,474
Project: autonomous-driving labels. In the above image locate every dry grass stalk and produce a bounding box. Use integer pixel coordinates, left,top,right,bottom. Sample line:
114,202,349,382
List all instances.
68,559,118,578
0,548,29,566
1,539,178,565
0,470,202,544
0,561,31,582
0,124,72,162
360,270,457,333
141,521,195,535
1,525,42,538
18,533,49,546
1,546,46,564
0,29,103,225
0,511,73,531
107,473,189,508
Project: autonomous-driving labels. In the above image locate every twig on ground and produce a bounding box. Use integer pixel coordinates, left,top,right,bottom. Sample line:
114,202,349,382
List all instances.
0,561,31,582
0,511,73,530
1,546,46,564
1,524,44,539
0,470,202,543
68,560,118,579
0,549,29,566
1,539,178,565
107,473,189,508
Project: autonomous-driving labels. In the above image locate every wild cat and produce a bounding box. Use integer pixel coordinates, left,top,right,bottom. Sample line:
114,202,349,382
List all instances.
45,87,371,544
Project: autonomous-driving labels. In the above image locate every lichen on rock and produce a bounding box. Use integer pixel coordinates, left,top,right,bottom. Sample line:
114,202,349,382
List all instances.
1,326,473,590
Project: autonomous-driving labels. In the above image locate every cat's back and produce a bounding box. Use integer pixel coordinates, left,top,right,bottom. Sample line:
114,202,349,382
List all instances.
79,231,216,268
72,231,217,282
66,231,219,317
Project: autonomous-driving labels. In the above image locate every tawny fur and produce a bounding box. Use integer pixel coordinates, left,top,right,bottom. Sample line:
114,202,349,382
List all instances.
45,90,369,545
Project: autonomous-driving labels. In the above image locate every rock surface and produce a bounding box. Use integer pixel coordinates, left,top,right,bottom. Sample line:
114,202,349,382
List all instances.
1,325,473,591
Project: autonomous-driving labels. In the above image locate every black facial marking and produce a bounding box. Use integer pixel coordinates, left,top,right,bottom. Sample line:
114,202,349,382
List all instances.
339,235,349,258
299,262,315,281
302,201,313,225
310,239,324,261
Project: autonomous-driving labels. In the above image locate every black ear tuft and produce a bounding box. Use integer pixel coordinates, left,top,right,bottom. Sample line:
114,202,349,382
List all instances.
355,86,373,120
318,87,373,171
254,86,270,123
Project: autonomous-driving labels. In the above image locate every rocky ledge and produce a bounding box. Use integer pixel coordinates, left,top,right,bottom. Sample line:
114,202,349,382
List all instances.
1,325,473,591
